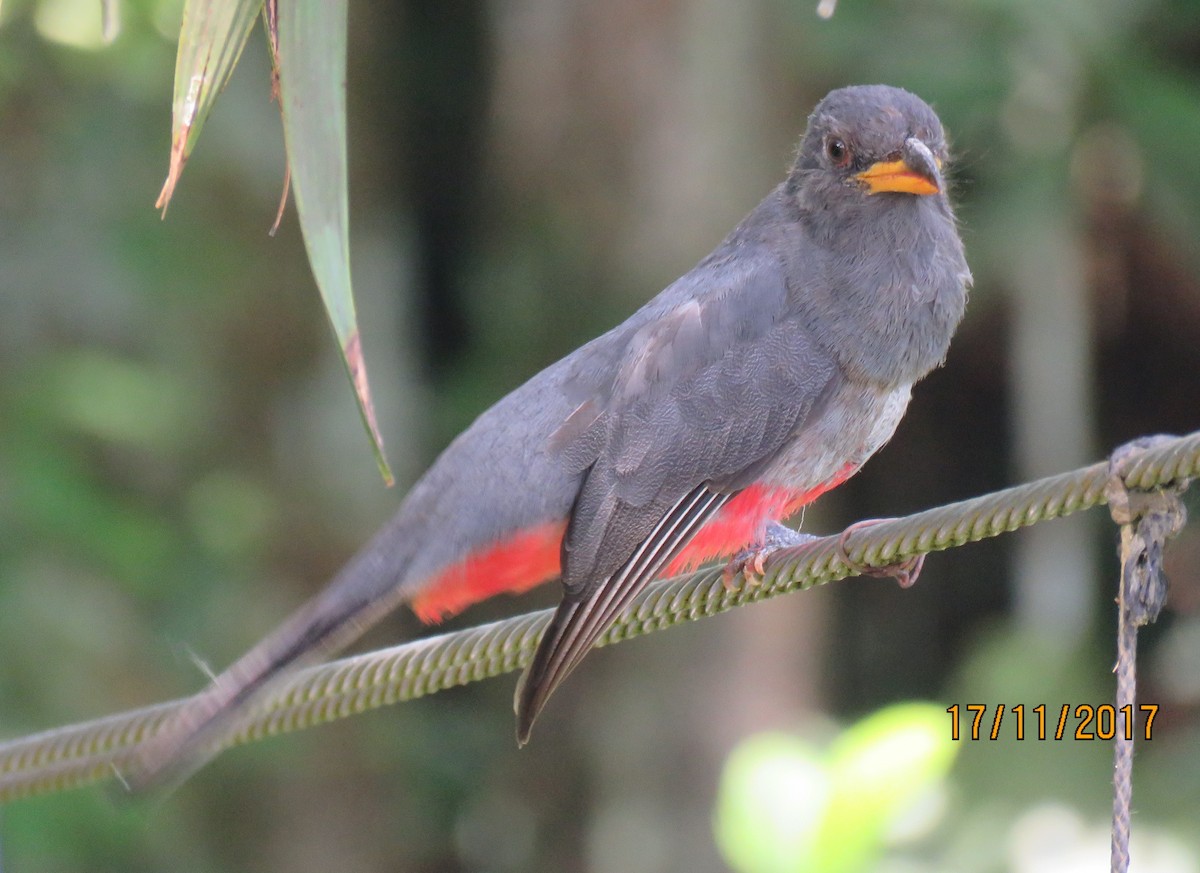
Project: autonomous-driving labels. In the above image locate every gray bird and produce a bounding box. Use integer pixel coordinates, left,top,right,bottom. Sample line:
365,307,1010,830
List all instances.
127,84,971,790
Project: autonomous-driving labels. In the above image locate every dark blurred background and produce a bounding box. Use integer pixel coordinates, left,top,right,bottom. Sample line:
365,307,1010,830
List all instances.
3,0,1200,870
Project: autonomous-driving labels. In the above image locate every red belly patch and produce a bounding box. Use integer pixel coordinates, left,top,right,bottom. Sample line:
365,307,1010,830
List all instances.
665,463,855,575
412,520,566,623
411,462,858,623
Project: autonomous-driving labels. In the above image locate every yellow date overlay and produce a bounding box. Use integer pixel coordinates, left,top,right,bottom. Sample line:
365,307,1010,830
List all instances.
946,704,1159,741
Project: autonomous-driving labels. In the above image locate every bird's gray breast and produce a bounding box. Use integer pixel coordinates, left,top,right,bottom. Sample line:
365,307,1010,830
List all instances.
758,379,912,493
794,194,970,387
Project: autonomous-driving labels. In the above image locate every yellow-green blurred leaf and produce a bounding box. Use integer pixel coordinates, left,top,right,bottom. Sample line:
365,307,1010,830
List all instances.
276,0,393,484
714,733,828,873
813,702,959,872
714,705,959,873
157,0,263,212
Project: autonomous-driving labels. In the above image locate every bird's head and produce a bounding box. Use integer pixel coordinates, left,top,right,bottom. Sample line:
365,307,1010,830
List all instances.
789,84,950,210
782,85,969,386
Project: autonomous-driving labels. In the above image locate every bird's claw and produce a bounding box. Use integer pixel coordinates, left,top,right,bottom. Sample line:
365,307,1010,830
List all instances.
723,550,768,590
836,518,924,588
723,523,819,590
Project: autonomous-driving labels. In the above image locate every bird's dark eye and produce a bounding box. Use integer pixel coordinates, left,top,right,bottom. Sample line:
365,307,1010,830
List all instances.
826,138,851,167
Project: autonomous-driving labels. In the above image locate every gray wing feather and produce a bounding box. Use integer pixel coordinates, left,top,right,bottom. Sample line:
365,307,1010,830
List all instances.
515,248,840,739
557,253,840,597
515,485,731,742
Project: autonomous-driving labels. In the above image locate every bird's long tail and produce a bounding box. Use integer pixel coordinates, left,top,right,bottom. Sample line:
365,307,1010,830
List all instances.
122,530,415,794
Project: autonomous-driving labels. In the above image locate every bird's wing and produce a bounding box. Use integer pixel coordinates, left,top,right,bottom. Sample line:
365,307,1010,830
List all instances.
515,484,730,741
517,248,841,738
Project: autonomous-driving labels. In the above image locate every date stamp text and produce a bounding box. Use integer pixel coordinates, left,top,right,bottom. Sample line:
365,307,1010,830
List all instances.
946,704,1158,741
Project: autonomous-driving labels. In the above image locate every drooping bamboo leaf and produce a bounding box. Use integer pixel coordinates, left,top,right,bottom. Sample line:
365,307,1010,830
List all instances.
157,0,263,213
276,0,394,484
262,0,290,236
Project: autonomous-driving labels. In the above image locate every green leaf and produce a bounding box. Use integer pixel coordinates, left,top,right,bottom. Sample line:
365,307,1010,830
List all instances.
714,704,959,873
157,0,264,212
276,0,393,484
714,733,829,873
813,702,958,872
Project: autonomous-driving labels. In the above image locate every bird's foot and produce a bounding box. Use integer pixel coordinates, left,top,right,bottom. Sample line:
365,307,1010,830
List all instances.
836,518,924,588
723,522,820,589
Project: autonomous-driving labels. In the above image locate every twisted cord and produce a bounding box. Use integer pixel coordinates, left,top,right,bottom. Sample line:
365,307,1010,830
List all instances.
1110,569,1136,873
1104,439,1189,873
2,430,1199,803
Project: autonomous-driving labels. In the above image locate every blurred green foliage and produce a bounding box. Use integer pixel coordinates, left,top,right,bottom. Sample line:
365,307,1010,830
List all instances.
2,0,1200,870
715,704,959,873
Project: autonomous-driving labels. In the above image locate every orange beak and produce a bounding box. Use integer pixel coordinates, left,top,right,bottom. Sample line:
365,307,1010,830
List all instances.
855,158,941,196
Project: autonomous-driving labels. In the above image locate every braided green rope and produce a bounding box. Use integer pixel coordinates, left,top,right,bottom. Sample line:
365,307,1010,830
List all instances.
3,429,1199,803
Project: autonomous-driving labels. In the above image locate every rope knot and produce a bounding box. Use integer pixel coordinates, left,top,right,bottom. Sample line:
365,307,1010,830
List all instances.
1105,436,1189,626
1105,435,1190,873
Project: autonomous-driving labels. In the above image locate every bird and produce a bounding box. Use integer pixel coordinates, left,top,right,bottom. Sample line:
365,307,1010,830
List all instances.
126,83,971,790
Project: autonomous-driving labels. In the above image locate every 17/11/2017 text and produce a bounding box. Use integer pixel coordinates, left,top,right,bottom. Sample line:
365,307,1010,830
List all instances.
945,704,1159,741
